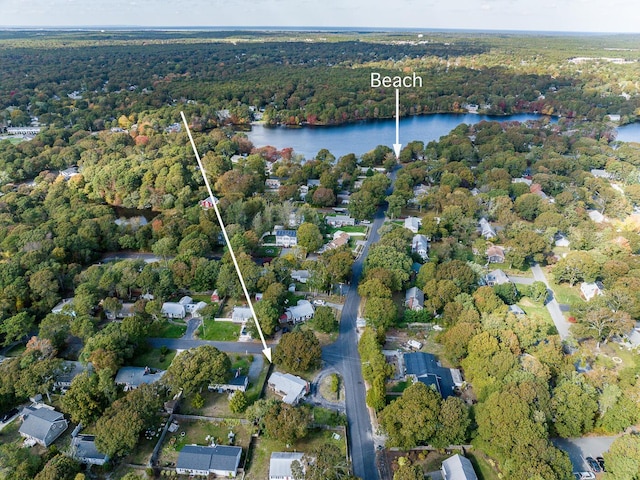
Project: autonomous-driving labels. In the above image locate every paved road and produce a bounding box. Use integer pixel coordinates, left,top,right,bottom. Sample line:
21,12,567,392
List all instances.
553,436,617,472
147,337,268,354
531,263,572,339
322,205,387,480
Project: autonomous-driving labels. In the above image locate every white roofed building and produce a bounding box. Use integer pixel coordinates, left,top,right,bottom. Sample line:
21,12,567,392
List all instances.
269,452,304,480
268,372,309,405
441,454,478,480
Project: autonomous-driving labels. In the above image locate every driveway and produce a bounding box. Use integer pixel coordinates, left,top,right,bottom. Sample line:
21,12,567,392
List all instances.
531,263,572,339
553,436,617,472
148,337,267,354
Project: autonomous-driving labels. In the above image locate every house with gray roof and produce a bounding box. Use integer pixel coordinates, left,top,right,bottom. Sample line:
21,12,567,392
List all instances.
176,444,242,477
209,370,249,393
412,234,430,261
441,454,478,480
291,270,311,284
54,361,93,390
484,269,511,286
232,306,253,322
405,287,425,311
19,405,68,447
284,300,315,324
71,434,109,466
268,372,309,405
269,452,304,480
478,218,496,239
404,216,421,233
115,366,165,391
403,352,461,398
161,302,186,319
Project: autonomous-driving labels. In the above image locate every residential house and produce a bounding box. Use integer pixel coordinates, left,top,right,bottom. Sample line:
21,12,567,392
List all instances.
291,270,311,284
161,302,186,319
478,218,496,239
441,454,478,480
54,361,93,390
486,246,506,264
268,371,309,405
588,209,606,223
404,216,421,233
307,179,321,188
554,234,570,248
211,290,220,302
59,166,80,180
326,215,355,227
512,177,533,186
412,234,429,261
590,169,614,179
405,287,425,311
232,306,253,322
52,298,76,316
269,452,305,480
265,177,282,190
115,366,165,391
336,192,351,205
199,195,219,210
403,352,461,398
209,370,249,393
106,302,136,320
530,183,553,203
189,301,209,317
484,269,511,286
284,300,315,324
580,281,604,301
275,230,298,248
176,444,242,477
325,232,350,251
509,305,526,316
71,434,109,466
299,185,309,199
19,405,68,447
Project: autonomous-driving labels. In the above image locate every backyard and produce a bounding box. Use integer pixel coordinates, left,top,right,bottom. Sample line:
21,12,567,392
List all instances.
150,319,187,338
197,319,241,341
131,346,177,370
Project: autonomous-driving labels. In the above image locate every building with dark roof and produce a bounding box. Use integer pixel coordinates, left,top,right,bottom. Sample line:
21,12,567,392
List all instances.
403,352,461,398
71,434,109,466
176,444,242,477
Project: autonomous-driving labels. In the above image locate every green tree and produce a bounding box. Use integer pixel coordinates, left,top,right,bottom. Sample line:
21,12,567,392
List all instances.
273,330,321,374
229,390,248,413
551,377,598,437
60,372,109,426
363,296,397,330
378,381,442,449
252,299,280,337
603,433,640,480
294,443,356,480
433,396,471,447
34,454,81,480
263,402,310,444
312,306,338,333
296,222,324,253
163,345,231,394
0,312,34,346
393,462,424,480
0,443,43,480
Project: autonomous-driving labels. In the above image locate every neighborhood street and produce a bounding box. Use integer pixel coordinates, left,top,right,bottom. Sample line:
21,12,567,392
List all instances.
147,337,268,354
531,263,573,339
552,436,617,472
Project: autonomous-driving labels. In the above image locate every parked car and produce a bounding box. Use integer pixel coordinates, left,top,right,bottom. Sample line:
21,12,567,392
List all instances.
596,457,605,471
312,299,326,306
1,408,18,422
573,472,595,480
586,457,601,473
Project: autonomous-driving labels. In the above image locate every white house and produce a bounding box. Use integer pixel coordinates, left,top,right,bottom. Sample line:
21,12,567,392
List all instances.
284,300,315,324
54,361,93,390
325,214,355,227
52,298,76,316
484,269,511,286
478,218,496,239
291,270,311,283
209,371,249,393
412,234,429,261
176,444,242,477
588,210,606,223
161,302,186,319
404,216,421,233
268,372,309,405
275,230,298,248
19,405,68,447
232,306,253,322
581,281,604,301
441,454,478,480
269,452,305,480
405,287,425,311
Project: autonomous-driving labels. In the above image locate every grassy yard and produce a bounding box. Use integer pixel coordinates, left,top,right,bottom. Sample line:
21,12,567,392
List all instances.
131,347,177,370
486,261,533,277
467,451,501,480
150,320,186,338
159,419,251,466
517,298,555,327
327,225,368,235
255,245,281,257
548,278,584,305
198,319,241,341
263,235,276,243
190,294,213,304
244,429,346,480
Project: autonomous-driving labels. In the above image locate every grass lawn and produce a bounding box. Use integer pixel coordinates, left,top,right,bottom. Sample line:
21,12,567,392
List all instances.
151,320,187,338
487,261,533,277
246,359,271,403
263,235,276,243
244,428,346,480
198,319,241,341
230,354,253,375
327,225,368,235
131,347,177,370
518,298,555,326
548,279,584,305
467,451,501,480
190,294,213,304
255,245,281,257
159,419,251,466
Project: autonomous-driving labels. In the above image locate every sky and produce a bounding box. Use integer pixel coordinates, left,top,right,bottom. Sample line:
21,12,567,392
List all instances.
1,0,639,34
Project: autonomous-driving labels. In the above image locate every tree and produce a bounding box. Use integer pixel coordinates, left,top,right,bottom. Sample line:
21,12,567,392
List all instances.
263,402,310,444
252,299,280,337
312,306,338,333
433,396,471,447
297,222,324,253
441,322,479,366
274,330,321,374
229,390,248,413
393,461,424,480
378,381,442,449
493,282,519,305
312,187,336,207
514,192,543,221
575,308,634,349
603,433,640,480
163,345,231,394
551,377,598,437
60,372,109,426
363,296,397,330
34,454,81,480
552,251,600,286
0,312,34,346
294,443,356,480
0,442,43,480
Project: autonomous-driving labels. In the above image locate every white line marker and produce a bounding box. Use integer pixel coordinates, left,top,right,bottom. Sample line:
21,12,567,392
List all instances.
181,111,272,362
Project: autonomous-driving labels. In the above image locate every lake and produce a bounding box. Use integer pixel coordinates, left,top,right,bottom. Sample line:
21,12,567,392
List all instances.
616,122,640,144
246,113,554,159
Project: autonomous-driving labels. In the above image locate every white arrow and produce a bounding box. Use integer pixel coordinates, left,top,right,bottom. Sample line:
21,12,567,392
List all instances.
393,88,402,158
181,111,272,362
